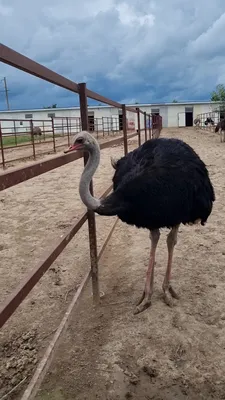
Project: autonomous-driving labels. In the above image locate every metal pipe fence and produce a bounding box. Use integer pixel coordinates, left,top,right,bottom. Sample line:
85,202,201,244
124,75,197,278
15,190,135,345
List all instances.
195,111,220,132
0,43,162,399
194,111,225,142
0,113,159,168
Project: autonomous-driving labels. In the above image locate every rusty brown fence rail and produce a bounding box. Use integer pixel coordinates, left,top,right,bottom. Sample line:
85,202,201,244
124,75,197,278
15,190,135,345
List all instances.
0,43,162,399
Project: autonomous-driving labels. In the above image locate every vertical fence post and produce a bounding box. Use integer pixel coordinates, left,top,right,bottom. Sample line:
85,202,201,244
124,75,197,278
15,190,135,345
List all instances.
102,117,105,137
153,115,156,138
51,118,56,153
66,117,70,146
144,112,147,142
122,104,128,155
136,107,141,147
148,114,151,139
107,117,110,136
30,120,36,160
96,118,99,138
156,115,159,138
42,121,46,141
0,122,6,169
13,120,17,146
78,82,100,305
159,115,162,136
110,117,113,136
62,118,64,137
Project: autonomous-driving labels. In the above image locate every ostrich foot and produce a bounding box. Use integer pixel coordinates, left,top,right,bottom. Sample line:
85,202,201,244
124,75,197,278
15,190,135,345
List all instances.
163,283,179,307
134,292,152,314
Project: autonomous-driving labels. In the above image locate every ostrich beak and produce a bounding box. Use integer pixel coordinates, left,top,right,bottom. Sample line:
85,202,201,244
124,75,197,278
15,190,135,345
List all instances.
64,144,82,154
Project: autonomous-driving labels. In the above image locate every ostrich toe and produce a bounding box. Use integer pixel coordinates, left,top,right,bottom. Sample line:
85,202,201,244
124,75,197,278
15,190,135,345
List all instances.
134,292,152,314
163,283,179,307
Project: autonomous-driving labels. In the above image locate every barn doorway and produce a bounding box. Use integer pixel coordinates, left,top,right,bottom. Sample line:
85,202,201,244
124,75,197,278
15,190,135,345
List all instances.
220,111,225,121
88,112,95,131
185,107,193,127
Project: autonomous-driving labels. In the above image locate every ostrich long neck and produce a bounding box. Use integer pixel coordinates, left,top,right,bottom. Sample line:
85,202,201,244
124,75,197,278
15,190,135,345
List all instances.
79,145,101,210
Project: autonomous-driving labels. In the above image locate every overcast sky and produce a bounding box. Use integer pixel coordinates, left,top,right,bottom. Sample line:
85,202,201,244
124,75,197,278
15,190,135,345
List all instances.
0,0,225,110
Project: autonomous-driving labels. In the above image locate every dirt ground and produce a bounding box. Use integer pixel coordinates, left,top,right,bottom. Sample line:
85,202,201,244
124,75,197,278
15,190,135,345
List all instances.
1,127,225,399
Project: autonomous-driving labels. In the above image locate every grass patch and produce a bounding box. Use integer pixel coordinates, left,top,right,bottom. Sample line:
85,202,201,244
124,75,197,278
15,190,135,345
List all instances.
1,134,55,147
2,135,32,147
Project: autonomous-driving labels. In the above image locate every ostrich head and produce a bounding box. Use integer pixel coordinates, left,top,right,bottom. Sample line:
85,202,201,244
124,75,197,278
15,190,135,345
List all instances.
63,130,121,215
64,130,120,170
64,131,100,154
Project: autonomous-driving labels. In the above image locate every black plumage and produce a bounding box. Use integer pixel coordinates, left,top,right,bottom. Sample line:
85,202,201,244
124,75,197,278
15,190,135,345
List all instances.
67,132,215,314
205,117,214,126
215,119,225,133
98,138,215,231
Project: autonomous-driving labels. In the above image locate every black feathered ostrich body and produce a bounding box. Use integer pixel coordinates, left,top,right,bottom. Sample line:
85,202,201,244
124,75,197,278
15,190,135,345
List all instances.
215,119,225,142
65,132,215,314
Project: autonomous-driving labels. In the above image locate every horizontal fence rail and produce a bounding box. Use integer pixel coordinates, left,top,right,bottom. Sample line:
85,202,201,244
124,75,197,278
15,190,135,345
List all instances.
0,115,148,168
0,132,138,191
0,42,162,399
0,44,136,112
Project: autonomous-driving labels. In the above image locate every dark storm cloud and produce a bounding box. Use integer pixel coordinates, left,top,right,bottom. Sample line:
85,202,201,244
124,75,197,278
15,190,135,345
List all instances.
0,0,225,109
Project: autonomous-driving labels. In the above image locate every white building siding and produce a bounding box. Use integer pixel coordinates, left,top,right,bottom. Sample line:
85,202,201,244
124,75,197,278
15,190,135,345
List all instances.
0,102,221,131
168,105,185,127
193,104,212,116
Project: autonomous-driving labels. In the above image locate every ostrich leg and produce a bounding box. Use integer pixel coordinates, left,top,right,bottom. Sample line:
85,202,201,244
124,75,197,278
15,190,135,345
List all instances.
134,229,160,314
163,225,180,306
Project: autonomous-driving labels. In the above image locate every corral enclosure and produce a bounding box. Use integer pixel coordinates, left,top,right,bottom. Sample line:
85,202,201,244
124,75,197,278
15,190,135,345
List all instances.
0,43,162,399
36,128,225,400
1,42,225,400
1,125,225,400
0,116,134,168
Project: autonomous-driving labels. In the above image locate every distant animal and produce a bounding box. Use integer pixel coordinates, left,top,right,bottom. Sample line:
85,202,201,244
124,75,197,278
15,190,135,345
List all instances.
205,117,214,126
32,126,42,137
65,131,215,314
215,119,225,142
194,118,200,127
32,126,42,142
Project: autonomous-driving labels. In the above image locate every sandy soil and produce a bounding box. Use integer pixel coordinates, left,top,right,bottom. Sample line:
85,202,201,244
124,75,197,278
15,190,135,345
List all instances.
0,131,138,398
1,127,225,399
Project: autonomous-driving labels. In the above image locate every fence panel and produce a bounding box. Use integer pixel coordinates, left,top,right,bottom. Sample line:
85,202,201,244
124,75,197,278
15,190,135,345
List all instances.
195,112,222,136
0,42,162,399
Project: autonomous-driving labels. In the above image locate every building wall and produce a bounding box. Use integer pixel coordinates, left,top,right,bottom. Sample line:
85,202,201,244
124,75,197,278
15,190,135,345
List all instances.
0,102,221,131
168,104,214,128
158,106,168,128
193,104,212,117
168,105,185,127
0,108,80,134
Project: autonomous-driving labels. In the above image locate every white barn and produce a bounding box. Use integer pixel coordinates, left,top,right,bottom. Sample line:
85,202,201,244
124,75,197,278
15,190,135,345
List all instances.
0,101,222,133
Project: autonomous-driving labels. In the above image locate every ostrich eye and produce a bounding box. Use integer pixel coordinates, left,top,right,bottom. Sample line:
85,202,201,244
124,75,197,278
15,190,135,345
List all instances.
76,138,84,144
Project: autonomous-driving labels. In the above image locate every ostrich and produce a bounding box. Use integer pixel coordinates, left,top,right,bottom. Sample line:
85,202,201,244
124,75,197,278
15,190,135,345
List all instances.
205,117,214,126
65,131,215,314
32,126,42,142
215,119,225,142
194,117,200,127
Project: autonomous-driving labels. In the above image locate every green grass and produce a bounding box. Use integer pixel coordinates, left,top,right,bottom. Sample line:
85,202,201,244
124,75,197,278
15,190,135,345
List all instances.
2,134,32,147
2,134,55,147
